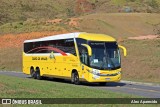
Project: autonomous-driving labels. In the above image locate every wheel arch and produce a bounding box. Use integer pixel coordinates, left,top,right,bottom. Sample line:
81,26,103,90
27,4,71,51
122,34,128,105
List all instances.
35,66,40,71
30,66,34,70
71,69,78,75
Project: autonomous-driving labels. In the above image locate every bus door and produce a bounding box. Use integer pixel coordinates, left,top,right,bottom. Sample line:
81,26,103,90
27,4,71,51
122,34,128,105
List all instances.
79,46,90,79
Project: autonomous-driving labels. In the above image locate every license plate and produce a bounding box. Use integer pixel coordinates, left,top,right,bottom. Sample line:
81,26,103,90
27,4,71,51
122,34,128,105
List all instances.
106,78,111,80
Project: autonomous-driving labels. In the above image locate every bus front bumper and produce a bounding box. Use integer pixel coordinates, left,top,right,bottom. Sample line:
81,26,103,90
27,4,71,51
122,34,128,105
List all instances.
88,74,121,83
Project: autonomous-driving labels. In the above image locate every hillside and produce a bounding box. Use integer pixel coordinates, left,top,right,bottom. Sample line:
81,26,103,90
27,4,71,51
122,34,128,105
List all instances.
0,0,160,25
93,0,160,13
0,13,160,83
0,0,75,24
0,13,159,37
0,0,160,83
79,13,160,37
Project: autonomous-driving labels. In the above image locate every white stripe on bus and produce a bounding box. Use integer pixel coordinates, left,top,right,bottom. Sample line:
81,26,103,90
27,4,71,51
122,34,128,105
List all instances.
24,53,70,56
24,32,82,43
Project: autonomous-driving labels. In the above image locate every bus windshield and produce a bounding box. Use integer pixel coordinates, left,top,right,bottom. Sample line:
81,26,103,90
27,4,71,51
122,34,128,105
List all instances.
89,42,120,70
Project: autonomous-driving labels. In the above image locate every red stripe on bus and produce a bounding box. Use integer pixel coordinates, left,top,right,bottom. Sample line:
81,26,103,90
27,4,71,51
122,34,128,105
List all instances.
26,46,67,56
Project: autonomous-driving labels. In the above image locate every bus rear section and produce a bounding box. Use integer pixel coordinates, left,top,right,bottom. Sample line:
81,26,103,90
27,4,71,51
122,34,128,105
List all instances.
23,35,79,80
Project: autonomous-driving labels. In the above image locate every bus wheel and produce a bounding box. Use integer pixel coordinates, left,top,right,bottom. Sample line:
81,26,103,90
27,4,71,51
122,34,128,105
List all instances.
71,72,75,84
72,72,80,85
30,68,35,78
99,82,106,86
35,68,42,80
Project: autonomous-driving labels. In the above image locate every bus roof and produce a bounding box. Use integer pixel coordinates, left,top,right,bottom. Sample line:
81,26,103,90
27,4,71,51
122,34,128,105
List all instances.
24,32,116,43
24,32,80,43
78,33,116,42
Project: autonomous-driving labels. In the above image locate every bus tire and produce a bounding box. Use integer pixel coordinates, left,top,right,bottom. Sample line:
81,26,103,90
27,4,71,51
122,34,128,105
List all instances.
99,82,106,86
72,72,80,85
30,68,35,78
35,68,42,80
71,72,75,84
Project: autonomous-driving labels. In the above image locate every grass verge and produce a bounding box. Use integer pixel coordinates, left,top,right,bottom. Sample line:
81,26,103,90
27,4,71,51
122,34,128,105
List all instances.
0,75,137,98
0,75,159,107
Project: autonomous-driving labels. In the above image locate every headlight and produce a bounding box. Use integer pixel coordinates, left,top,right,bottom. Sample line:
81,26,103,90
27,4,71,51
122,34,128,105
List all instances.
117,71,121,74
92,69,100,75
86,69,100,74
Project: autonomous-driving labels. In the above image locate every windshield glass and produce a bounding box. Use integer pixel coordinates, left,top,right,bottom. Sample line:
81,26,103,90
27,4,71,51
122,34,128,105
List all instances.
89,41,120,70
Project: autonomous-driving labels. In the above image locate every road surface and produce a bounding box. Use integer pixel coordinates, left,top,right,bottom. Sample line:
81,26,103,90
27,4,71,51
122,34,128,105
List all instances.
0,71,160,98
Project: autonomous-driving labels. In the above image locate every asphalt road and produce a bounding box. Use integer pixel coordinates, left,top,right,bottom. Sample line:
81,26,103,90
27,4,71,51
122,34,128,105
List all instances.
0,71,160,98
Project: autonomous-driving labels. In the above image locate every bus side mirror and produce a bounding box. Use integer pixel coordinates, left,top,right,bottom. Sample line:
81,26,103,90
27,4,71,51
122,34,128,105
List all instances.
118,45,127,57
81,44,92,56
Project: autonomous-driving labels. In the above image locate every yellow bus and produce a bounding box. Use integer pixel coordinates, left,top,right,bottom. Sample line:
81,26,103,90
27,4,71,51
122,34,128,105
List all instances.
23,32,127,85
